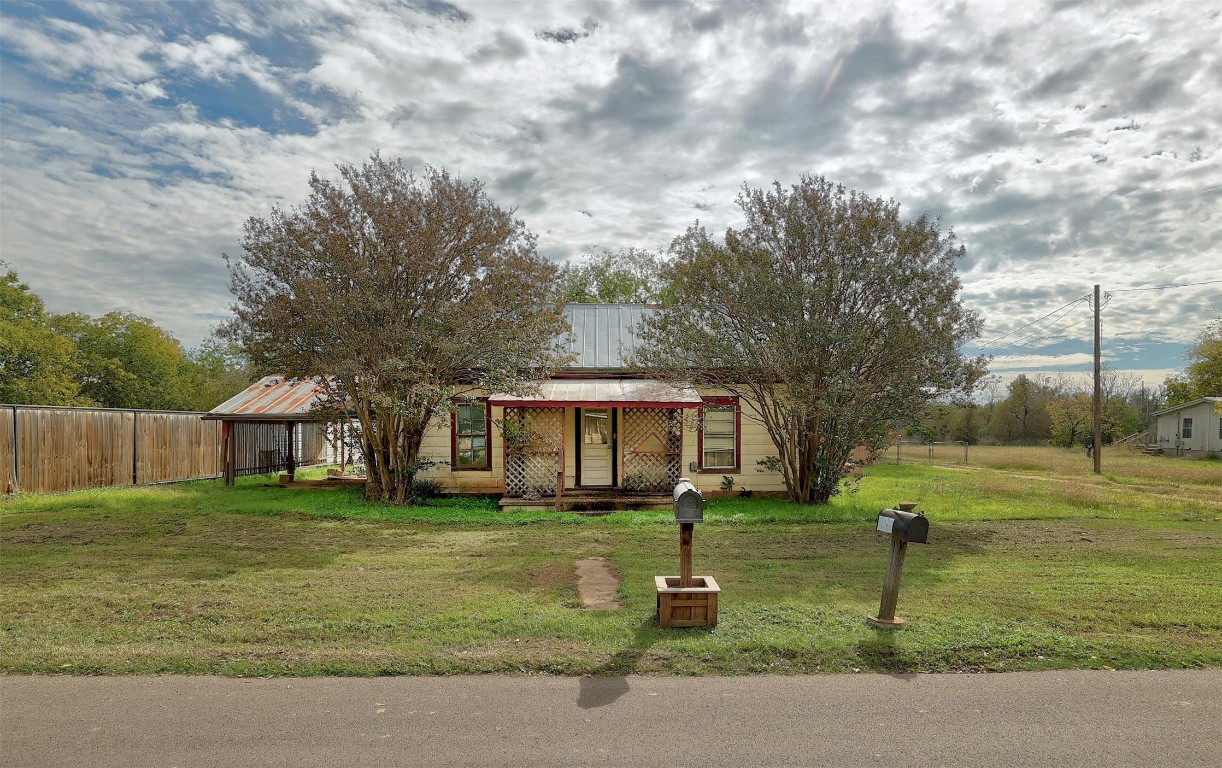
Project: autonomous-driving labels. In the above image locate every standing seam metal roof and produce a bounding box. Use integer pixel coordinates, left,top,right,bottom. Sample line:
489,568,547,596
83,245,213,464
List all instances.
561,303,655,370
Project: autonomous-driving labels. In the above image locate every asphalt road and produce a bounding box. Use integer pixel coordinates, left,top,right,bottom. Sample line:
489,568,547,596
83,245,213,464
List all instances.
2,670,1219,767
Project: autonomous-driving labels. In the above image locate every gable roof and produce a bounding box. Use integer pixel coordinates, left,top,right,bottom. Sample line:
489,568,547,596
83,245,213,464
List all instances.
1152,396,1222,417
561,303,657,371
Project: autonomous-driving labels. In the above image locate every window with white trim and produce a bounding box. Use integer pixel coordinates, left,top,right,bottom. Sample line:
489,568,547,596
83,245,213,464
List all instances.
1182,417,1193,439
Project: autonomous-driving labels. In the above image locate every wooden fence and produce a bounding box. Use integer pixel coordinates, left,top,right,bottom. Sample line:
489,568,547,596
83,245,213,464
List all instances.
1,405,222,494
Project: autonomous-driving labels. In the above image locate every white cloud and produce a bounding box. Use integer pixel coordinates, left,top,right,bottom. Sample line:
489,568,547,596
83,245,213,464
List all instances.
1,0,1219,351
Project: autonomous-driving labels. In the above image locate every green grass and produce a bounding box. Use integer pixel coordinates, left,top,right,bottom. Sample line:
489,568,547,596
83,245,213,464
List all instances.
1,449,1219,677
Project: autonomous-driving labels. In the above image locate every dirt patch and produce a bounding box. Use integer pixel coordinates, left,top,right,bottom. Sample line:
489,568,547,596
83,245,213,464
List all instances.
575,557,622,610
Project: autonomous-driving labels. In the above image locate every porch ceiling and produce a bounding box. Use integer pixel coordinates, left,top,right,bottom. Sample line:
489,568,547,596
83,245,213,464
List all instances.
488,378,701,408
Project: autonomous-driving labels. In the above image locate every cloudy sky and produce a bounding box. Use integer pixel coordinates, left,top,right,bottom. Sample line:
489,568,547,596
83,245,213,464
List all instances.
1,0,1219,390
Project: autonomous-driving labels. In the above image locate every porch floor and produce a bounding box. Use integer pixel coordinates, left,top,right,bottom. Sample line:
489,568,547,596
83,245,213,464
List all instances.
500,489,671,514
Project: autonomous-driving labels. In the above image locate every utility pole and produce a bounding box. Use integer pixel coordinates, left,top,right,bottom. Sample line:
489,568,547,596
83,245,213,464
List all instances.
1093,284,1102,474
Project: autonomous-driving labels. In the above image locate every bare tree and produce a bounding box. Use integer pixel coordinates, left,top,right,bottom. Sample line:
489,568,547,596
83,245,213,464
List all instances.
225,152,569,502
637,176,984,504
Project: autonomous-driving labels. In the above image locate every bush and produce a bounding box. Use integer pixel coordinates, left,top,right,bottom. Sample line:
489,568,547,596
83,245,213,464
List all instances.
407,478,445,502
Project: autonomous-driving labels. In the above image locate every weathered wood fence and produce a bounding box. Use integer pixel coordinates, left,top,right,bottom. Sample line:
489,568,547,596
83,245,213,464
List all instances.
0,405,346,495
0,405,223,494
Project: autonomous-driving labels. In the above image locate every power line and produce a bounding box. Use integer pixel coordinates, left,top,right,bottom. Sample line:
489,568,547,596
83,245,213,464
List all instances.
967,295,1090,354
977,302,1094,357
1109,278,1222,293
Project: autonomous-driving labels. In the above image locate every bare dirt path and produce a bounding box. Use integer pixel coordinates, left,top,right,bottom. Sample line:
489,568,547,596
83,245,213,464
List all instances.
575,557,621,610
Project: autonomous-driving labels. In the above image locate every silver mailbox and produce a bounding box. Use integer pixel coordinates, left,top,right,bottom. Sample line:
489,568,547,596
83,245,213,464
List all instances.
673,478,704,523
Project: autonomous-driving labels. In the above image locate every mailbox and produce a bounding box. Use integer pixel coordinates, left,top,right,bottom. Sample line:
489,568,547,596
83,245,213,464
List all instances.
673,478,704,523
876,506,929,544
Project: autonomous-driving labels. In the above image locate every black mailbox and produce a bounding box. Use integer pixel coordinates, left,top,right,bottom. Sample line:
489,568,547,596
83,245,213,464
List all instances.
876,506,928,544
673,478,704,523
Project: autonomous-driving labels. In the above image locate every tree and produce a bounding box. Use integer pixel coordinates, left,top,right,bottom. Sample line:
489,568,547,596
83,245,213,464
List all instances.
1164,319,1222,406
554,247,669,303
52,311,192,410
637,176,984,504
1047,392,1092,447
0,266,85,405
225,152,569,503
179,336,259,412
989,374,1057,443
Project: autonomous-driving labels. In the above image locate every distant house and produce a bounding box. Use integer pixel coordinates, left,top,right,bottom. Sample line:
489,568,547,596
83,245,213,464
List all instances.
1152,397,1222,457
415,303,787,505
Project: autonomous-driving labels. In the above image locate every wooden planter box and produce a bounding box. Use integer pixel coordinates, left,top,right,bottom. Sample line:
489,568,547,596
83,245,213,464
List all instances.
655,575,720,628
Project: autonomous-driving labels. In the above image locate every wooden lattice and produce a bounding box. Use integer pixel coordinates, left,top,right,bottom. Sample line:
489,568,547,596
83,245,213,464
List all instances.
621,408,683,493
503,407,564,496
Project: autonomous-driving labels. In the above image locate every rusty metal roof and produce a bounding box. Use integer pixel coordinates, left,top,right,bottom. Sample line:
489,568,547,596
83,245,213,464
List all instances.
561,304,657,370
204,376,330,421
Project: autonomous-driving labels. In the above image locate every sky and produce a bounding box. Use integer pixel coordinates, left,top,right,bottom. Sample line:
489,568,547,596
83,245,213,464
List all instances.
1,0,1219,393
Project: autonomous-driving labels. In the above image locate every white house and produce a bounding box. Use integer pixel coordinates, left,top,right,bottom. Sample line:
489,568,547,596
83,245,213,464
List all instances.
1152,397,1222,457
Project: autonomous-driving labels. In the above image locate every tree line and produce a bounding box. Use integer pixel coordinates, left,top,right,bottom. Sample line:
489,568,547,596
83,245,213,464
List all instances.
1,265,253,412
910,318,1221,448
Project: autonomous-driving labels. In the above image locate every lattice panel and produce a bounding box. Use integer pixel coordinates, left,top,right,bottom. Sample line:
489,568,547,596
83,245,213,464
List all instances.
503,407,564,496
621,408,682,493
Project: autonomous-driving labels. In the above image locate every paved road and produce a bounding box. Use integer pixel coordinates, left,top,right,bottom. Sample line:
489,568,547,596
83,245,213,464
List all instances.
2,670,1219,767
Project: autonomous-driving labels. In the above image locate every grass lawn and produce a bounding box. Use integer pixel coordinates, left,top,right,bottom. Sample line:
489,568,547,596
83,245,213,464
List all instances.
1,446,1218,676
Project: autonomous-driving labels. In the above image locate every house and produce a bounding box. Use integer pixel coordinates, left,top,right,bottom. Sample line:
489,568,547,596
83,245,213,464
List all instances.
415,303,787,505
1152,397,1222,457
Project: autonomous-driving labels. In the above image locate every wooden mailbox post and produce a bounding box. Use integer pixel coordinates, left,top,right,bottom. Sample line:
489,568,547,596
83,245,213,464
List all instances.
656,478,720,628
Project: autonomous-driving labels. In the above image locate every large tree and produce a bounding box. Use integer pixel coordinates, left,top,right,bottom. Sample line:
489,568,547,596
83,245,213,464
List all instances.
0,266,84,405
1164,319,1222,406
637,176,984,504
554,247,669,304
52,311,193,410
225,152,569,503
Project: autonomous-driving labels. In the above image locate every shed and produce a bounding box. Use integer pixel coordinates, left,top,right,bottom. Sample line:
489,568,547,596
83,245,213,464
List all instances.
1152,397,1222,457
203,376,346,483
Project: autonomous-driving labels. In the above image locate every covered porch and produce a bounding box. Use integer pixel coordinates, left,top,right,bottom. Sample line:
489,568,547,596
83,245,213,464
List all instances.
490,378,700,508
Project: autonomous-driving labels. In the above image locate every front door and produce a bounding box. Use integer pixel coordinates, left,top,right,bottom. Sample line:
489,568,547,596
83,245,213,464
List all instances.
580,408,613,486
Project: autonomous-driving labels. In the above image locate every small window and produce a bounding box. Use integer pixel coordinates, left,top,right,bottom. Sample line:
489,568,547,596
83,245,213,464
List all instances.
452,402,489,470
1182,417,1193,439
700,398,739,471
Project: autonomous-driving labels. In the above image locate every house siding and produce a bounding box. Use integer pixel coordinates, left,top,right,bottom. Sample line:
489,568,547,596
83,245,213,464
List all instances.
414,388,790,496
1154,399,1222,457
693,387,786,494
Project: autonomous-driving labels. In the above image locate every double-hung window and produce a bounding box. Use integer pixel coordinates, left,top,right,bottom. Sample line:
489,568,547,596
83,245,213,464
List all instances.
699,397,739,471
452,401,490,470
1182,417,1193,439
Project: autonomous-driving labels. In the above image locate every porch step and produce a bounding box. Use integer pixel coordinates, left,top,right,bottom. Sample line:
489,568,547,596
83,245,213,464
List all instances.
500,490,672,513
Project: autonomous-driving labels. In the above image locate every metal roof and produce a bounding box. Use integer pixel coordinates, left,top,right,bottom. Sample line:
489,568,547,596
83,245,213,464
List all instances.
204,376,330,421
561,303,656,370
489,378,701,408
1152,396,1221,417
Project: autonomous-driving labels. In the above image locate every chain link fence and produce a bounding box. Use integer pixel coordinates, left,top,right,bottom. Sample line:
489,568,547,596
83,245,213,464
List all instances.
894,440,970,465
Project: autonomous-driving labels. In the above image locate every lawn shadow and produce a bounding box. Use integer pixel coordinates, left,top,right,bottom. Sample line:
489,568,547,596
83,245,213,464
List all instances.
577,615,686,708
855,627,919,678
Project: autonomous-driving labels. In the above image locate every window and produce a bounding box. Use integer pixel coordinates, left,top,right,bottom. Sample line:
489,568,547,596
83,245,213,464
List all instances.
1181,417,1193,439
699,397,739,471
452,401,490,470
1218,419,1221,440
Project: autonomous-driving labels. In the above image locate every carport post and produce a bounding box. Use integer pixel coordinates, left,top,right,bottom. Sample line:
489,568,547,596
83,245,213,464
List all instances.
285,422,296,481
